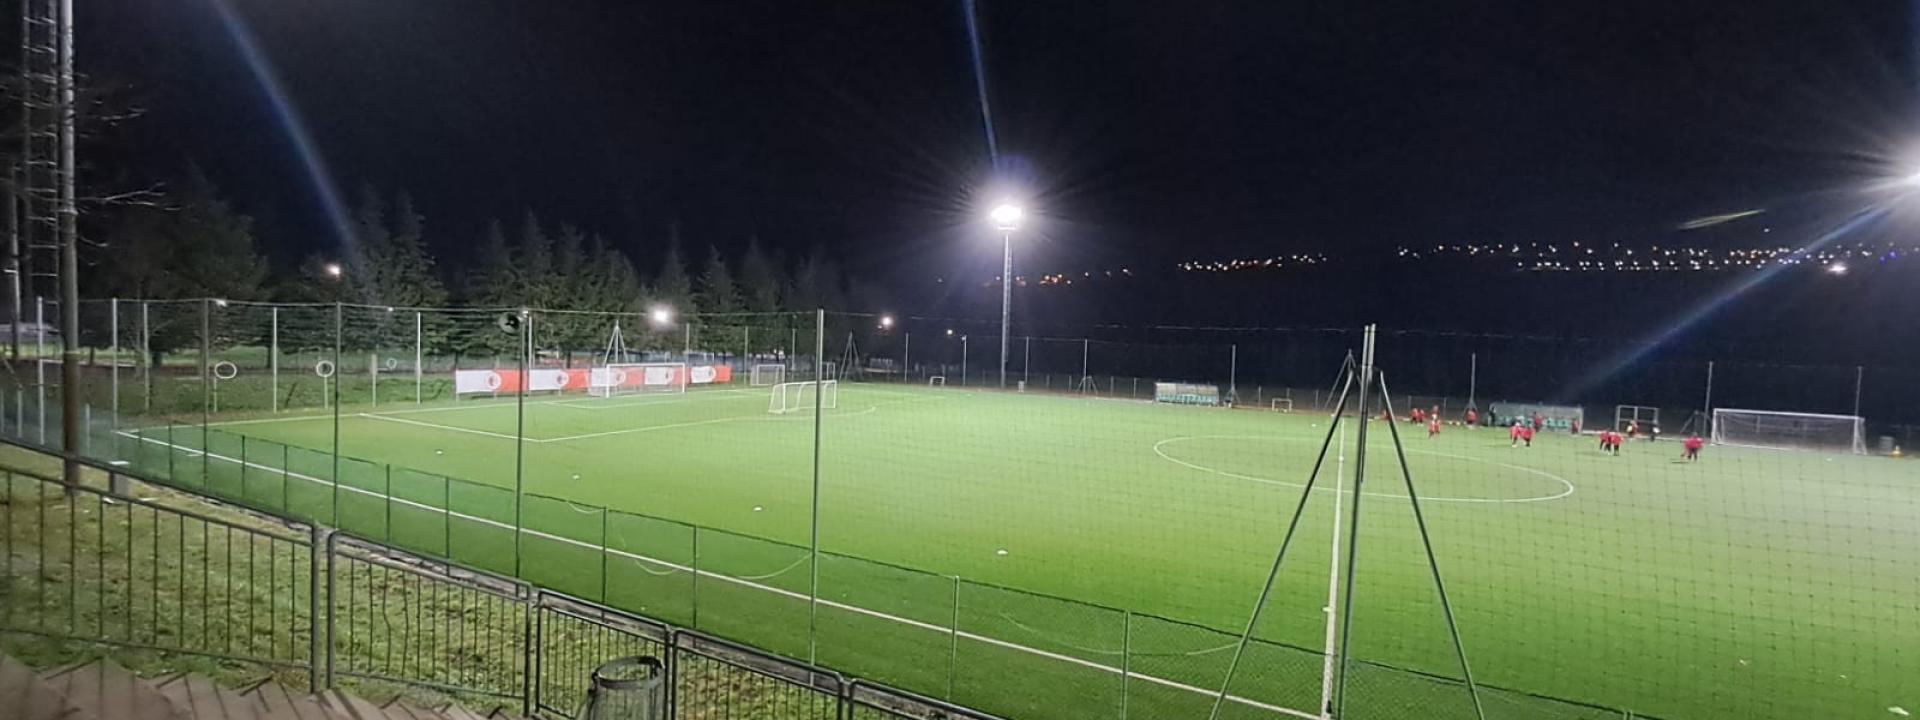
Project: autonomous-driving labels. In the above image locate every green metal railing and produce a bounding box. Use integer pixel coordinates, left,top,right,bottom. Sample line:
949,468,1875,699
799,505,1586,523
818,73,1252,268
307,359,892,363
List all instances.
0,451,1004,720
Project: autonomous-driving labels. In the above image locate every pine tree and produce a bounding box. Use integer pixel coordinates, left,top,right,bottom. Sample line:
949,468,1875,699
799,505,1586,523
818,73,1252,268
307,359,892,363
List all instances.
386,191,448,308
471,220,518,306
652,235,694,315
101,169,269,360
349,184,391,304
696,245,744,316
738,236,782,312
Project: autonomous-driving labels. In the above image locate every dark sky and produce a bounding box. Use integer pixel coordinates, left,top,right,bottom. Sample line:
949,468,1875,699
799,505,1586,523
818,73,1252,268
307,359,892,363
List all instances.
87,0,1916,289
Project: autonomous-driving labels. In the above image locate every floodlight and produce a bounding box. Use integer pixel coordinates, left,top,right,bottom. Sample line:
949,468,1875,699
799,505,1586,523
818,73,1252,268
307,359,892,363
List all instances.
989,203,1023,232
324,262,343,278
650,305,675,327
879,315,895,329
1828,262,1849,275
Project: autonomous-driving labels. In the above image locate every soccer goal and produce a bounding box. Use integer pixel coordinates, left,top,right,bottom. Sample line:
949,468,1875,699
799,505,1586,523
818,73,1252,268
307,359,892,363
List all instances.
769,380,838,414
1615,405,1660,434
1710,408,1866,454
588,362,687,397
751,364,786,387
928,375,946,387
1270,398,1294,412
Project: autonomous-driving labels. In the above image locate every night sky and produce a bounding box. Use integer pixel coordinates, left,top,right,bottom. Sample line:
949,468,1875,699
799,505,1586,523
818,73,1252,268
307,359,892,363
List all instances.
85,0,1919,333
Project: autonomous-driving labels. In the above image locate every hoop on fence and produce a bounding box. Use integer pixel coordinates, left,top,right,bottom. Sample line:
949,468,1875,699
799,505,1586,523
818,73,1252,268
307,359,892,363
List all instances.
314,360,336,378
210,360,239,381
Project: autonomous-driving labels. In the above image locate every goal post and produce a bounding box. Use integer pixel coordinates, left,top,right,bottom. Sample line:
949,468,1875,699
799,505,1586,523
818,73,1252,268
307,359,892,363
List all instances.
588,362,688,397
1614,405,1660,434
751,364,787,387
769,380,838,414
1710,408,1867,454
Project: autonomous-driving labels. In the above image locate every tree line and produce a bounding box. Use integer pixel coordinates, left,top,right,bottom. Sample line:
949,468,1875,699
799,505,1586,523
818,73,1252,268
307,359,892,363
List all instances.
83,172,876,362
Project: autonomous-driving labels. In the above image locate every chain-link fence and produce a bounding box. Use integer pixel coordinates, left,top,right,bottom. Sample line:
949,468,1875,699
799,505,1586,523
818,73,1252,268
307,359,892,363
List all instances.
4,297,1917,719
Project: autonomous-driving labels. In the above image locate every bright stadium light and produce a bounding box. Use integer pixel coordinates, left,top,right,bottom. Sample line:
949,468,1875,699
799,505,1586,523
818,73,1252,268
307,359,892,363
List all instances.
324,262,343,278
989,203,1023,232
879,314,895,330
649,305,675,327
1828,262,1849,275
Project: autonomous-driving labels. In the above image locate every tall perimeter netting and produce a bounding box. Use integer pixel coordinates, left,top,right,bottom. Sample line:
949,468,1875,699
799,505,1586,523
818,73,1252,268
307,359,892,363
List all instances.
3,298,1916,720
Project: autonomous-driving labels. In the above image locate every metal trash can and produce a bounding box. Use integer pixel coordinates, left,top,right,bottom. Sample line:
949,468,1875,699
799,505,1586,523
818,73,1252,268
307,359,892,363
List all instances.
580,656,666,720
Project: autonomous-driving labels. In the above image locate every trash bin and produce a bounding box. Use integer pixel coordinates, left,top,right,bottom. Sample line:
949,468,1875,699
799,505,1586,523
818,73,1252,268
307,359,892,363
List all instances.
580,656,665,720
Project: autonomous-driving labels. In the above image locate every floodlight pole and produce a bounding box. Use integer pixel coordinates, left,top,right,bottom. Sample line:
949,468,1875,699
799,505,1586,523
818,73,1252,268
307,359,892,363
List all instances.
999,230,1013,388
1467,352,1477,410
807,308,825,662
1852,365,1863,419
55,0,78,487
1703,361,1714,433
1332,324,1377,718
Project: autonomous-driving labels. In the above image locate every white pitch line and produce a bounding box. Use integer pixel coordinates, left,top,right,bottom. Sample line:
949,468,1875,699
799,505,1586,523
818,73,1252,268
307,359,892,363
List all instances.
116,431,1319,720
353,412,527,441
1152,434,1575,504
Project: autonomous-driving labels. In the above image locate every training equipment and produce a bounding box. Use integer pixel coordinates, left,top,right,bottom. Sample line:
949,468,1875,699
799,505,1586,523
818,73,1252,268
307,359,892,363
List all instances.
928,375,946,387
1710,408,1867,454
769,380,838,414
751,364,786,387
588,362,688,397
1271,398,1294,412
1155,382,1221,406
1615,405,1659,434
1490,402,1583,431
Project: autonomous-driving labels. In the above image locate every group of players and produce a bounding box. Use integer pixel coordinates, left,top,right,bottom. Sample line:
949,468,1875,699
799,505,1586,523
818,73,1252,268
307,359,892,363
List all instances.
1394,406,1706,461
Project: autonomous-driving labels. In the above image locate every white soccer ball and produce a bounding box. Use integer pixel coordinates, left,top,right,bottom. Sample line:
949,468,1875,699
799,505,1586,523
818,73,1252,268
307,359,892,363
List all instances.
996,549,1008,556
753,505,763,512
434,449,444,455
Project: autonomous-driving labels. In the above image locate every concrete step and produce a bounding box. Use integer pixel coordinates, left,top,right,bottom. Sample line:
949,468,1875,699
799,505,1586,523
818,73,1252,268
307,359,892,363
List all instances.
242,680,339,720
156,673,263,720
0,652,95,720
40,659,184,720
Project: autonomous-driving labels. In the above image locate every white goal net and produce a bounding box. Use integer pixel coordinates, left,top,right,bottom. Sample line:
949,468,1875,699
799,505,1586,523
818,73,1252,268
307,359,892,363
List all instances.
751,364,786,387
1710,408,1866,454
769,380,838,414
588,362,688,397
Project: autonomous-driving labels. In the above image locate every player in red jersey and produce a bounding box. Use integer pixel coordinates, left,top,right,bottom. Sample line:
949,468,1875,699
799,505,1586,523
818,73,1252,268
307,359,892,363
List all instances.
1627,421,1640,440
1521,425,1535,447
1531,412,1544,433
1465,408,1479,428
1509,422,1524,446
1427,415,1442,438
1683,434,1704,461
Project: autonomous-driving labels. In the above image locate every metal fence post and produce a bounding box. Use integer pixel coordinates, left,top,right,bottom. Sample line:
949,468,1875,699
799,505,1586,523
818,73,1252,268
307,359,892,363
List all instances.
691,526,700,629
323,529,338,689
947,575,960,700
522,595,536,716
1121,610,1132,719
307,525,325,691
531,595,544,714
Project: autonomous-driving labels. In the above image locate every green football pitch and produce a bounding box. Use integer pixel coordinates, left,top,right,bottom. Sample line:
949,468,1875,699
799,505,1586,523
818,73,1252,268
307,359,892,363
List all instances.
104,382,1918,720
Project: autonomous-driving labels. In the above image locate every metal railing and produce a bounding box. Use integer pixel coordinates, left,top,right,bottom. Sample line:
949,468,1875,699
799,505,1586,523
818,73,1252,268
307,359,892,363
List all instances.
0,449,1004,720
